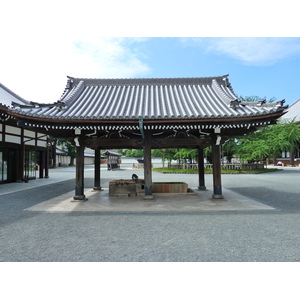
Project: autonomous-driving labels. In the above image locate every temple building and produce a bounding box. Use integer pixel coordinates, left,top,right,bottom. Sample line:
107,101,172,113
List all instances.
0,75,287,199
0,83,49,183
277,98,300,166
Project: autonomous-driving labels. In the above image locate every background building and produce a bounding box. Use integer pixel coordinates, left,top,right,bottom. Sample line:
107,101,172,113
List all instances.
277,98,300,166
0,82,48,183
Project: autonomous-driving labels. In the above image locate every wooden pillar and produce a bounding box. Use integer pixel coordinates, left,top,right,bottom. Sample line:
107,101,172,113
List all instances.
51,140,57,168
17,128,25,182
39,150,44,179
45,142,49,178
93,147,103,190
197,147,206,190
73,141,86,201
143,132,154,200
212,135,224,199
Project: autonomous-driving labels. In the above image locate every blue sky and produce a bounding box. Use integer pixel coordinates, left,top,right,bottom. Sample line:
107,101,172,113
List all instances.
1,1,299,106
126,37,300,104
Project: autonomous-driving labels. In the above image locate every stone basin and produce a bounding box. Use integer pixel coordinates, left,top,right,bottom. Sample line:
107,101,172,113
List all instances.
152,182,188,193
109,180,191,196
109,179,136,197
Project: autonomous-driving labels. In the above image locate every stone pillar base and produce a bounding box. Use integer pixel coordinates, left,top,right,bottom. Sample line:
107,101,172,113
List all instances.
198,186,207,190
93,187,104,191
72,195,88,202
212,194,225,200
143,195,155,201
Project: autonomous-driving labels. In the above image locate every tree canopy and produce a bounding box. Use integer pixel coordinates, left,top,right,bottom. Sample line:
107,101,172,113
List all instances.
234,119,300,163
57,138,77,166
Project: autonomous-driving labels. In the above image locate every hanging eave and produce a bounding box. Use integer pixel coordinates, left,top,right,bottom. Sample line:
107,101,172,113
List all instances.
10,110,285,139
9,108,286,126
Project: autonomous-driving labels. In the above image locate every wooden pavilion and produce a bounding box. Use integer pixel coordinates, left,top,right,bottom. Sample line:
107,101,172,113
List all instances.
102,150,121,170
1,75,287,200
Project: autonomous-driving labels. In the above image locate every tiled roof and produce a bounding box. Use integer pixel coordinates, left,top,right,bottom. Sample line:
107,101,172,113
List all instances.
8,75,287,121
282,98,300,122
102,150,122,156
0,82,30,107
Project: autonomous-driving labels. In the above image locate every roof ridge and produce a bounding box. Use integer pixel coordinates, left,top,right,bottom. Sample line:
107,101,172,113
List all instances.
67,75,229,86
211,78,238,105
61,80,85,106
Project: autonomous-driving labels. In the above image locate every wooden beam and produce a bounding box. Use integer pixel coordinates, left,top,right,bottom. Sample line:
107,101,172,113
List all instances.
83,136,212,150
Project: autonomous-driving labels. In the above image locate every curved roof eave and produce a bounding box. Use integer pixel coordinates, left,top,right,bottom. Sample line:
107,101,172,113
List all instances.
7,109,286,126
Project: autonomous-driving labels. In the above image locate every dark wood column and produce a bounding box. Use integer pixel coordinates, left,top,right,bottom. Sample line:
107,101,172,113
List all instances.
45,142,49,178
143,132,154,200
197,147,206,190
73,141,86,201
212,135,224,199
39,150,44,179
17,128,25,182
52,139,57,168
93,147,103,190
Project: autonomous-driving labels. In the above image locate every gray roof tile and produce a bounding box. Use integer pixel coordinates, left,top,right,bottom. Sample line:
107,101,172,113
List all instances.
8,75,287,121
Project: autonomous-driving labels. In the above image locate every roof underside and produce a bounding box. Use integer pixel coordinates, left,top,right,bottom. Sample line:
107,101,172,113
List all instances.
8,75,287,122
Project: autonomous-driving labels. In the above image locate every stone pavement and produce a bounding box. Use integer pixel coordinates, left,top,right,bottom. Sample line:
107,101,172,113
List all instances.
0,162,275,213
0,165,86,195
26,186,273,213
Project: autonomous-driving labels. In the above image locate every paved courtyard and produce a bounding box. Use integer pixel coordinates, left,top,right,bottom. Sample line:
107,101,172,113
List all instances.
1,162,300,262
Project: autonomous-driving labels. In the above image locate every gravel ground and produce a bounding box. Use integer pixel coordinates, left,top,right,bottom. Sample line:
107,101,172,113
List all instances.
1,165,300,262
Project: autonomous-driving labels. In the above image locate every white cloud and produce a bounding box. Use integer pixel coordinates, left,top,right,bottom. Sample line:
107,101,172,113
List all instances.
69,38,151,78
0,1,151,103
0,36,151,103
182,37,300,66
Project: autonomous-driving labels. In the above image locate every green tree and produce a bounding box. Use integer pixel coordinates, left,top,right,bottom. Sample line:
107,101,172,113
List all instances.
222,138,238,163
239,95,276,103
151,149,163,158
236,132,271,163
271,119,300,164
174,148,197,163
163,149,178,164
234,119,300,164
204,146,212,163
221,95,278,163
57,138,77,166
